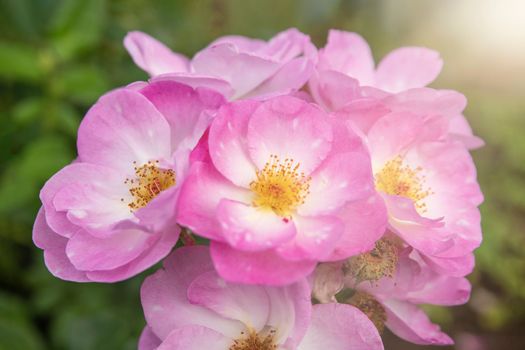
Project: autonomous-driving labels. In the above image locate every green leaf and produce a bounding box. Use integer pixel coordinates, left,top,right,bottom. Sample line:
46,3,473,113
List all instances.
52,65,110,104
0,0,60,41
0,41,44,82
0,292,45,350
9,98,80,138
52,309,138,350
55,101,81,137
49,0,107,60
11,97,46,125
0,320,44,350
0,239,20,279
45,281,145,350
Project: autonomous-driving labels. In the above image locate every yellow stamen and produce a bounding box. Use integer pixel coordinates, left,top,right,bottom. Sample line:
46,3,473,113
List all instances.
124,160,176,211
375,155,432,212
230,328,277,350
250,155,310,217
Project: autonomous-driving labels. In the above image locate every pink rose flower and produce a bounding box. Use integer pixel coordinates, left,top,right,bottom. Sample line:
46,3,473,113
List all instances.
30,27,485,349
124,29,316,100
177,95,387,285
364,112,483,276
310,30,482,150
313,244,470,345
139,245,384,350
357,251,470,345
33,81,225,282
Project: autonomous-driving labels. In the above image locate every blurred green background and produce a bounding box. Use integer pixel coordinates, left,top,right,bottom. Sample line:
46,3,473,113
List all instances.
0,0,524,349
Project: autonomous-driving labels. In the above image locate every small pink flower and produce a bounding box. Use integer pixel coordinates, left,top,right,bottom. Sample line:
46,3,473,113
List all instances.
33,81,225,282
365,113,483,276
177,95,387,285
124,29,316,100
139,245,384,350
313,246,470,346
358,251,470,345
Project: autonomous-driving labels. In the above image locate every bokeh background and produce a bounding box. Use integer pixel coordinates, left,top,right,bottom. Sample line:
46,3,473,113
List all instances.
1,0,524,349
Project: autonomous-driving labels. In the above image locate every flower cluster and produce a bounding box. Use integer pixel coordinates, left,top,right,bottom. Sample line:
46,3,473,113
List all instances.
33,28,483,349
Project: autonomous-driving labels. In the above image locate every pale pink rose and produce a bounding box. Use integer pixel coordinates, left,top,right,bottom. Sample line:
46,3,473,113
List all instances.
124,29,316,100
177,95,387,285
310,29,483,150
139,245,384,350
361,112,482,276
310,29,442,109
33,81,225,282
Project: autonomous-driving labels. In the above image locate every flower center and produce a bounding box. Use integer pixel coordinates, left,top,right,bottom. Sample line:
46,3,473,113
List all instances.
348,291,386,334
375,155,432,212
250,155,310,217
230,328,277,350
123,160,176,211
344,236,400,284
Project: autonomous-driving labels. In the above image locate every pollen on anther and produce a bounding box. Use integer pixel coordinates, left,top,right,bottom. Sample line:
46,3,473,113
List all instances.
229,328,277,350
249,154,311,217
124,161,176,211
375,155,433,213
344,236,400,284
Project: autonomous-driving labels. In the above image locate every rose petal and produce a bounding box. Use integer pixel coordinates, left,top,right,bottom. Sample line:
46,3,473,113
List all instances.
208,100,260,187
217,199,297,251
376,47,443,92
77,89,171,172
318,30,375,86
124,31,189,76
277,215,343,261
328,193,388,261
187,271,270,331
33,208,89,282
66,228,153,271
210,241,316,285
157,326,232,350
247,96,333,175
139,80,225,151
85,226,180,282
383,299,453,345
298,303,384,350
192,43,281,99
177,162,251,240
141,246,244,340
138,326,162,350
